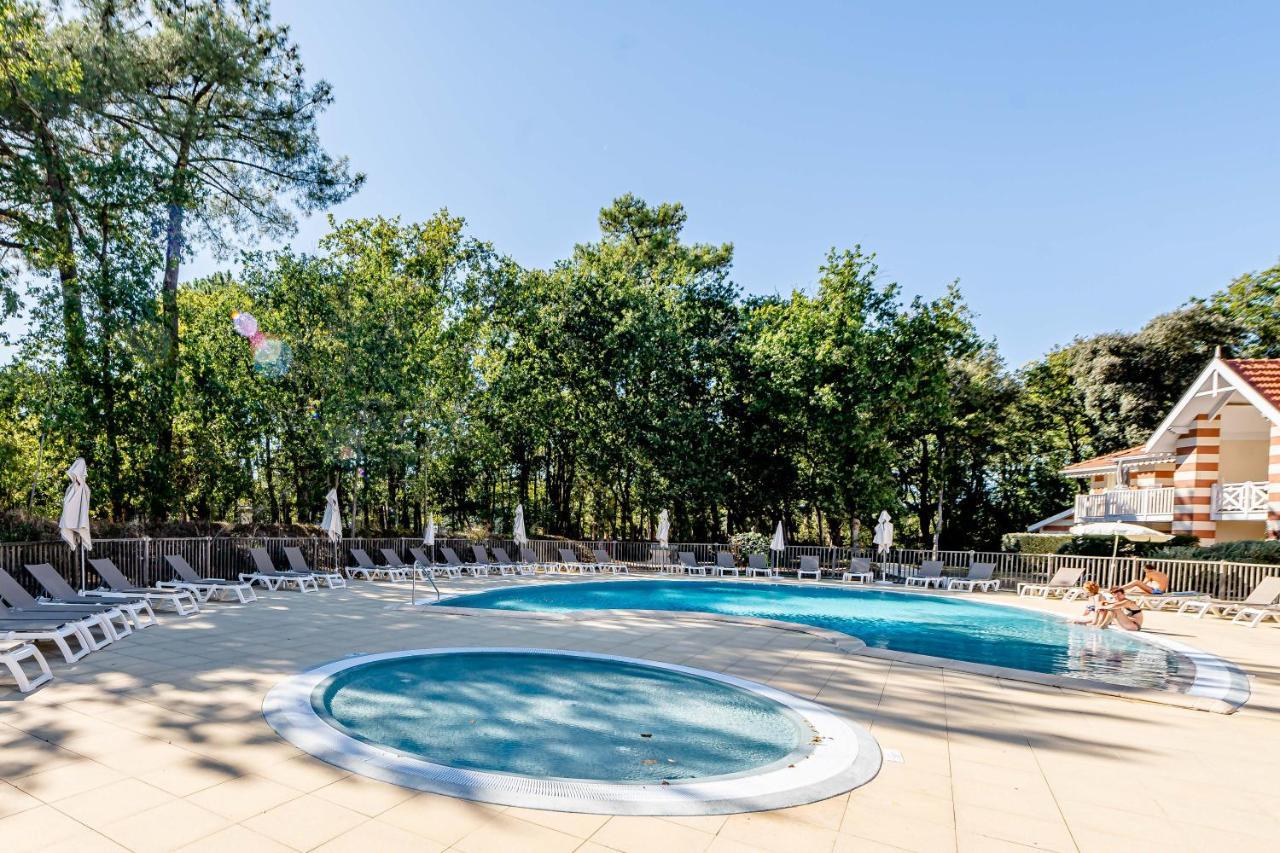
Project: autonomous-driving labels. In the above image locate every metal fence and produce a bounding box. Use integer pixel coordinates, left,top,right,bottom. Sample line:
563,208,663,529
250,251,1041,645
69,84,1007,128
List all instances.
1,536,1278,601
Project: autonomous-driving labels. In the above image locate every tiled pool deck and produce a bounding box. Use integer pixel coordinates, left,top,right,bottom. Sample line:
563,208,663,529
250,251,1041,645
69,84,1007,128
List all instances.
1,576,1277,852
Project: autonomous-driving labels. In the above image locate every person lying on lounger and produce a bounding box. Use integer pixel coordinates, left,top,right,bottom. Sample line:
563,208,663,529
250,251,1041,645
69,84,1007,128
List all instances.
1096,587,1143,631
1116,564,1169,597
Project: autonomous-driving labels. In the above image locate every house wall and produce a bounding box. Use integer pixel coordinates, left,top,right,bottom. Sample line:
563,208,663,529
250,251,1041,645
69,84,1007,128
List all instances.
1129,464,1175,489
1173,413,1219,544
1214,520,1266,542
1218,439,1268,483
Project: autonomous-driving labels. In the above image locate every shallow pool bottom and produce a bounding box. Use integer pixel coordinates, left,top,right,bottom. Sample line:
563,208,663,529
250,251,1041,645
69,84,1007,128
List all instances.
264,648,881,815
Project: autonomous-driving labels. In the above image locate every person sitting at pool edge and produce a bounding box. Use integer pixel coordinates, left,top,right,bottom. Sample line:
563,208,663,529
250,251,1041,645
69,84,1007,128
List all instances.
1096,586,1143,631
1070,581,1105,625
1115,563,1169,597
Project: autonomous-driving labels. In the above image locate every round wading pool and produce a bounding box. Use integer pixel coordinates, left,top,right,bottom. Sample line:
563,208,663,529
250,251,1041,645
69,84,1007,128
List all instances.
263,648,881,815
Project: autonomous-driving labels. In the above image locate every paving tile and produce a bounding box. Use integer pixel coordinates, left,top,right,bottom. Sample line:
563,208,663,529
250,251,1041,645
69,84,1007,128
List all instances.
50,777,176,828
453,811,581,852
590,815,716,853
504,804,611,837
98,798,230,853
311,772,416,816
718,811,840,853
379,791,505,846
10,759,126,802
0,804,102,852
313,819,443,852
0,781,41,819
174,824,295,853
241,793,368,851
186,774,303,822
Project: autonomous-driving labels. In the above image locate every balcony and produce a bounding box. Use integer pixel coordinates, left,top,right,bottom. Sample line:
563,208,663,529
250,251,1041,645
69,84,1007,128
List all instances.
1074,487,1174,522
1211,481,1270,520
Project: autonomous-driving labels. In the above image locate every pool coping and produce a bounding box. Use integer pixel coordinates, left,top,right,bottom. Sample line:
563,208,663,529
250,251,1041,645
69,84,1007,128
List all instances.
415,576,1250,714
263,647,882,816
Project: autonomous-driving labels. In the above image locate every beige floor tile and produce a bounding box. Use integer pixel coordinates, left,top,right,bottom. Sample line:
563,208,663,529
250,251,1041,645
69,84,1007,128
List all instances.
10,759,126,802
98,799,230,853
504,805,611,837
0,781,41,819
241,793,368,851
453,811,581,853
186,774,303,822
313,819,444,852
590,815,716,853
705,837,774,853
311,772,416,816
379,791,505,846
50,777,176,828
174,824,296,853
254,755,350,793
718,811,840,853
955,805,1075,852
0,804,102,852
138,757,242,797
838,816,957,853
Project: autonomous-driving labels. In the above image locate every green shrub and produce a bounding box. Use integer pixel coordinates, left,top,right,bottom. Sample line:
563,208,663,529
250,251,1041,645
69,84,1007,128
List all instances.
730,532,771,557
1056,534,1198,558
1001,533,1072,554
1151,539,1280,565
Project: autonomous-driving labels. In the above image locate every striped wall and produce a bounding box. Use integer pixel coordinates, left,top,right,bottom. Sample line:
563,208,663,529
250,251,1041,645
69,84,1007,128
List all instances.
1269,424,1280,540
1173,413,1219,544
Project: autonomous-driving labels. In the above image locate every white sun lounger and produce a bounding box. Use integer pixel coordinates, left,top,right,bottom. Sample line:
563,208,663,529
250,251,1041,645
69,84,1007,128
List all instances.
409,547,459,578
0,608,99,663
797,555,823,581
1018,567,1086,599
284,547,347,588
494,547,536,575
240,549,319,592
747,553,776,578
88,558,201,615
379,549,421,580
677,551,711,576
441,546,488,576
347,548,402,581
0,567,131,641
472,545,513,576
714,552,741,576
161,555,258,603
0,641,52,693
0,601,116,653
947,563,1000,592
905,561,946,588
519,547,554,574
842,557,874,583
25,563,158,629
1177,576,1280,625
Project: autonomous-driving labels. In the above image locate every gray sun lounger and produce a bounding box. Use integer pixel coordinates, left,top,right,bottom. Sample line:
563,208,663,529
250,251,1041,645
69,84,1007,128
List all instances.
241,549,319,592
0,640,52,693
347,548,403,581
25,563,158,628
842,557,874,583
1177,576,1280,624
284,547,347,588
0,604,102,663
87,558,201,615
904,560,946,589
493,547,535,575
714,552,741,576
797,555,823,580
947,563,999,592
409,547,459,578
677,551,711,576
747,552,776,578
441,546,489,576
1017,567,1086,599
0,567,132,641
161,555,258,603
380,549,420,579
591,548,628,573
519,547,552,573
472,545,512,576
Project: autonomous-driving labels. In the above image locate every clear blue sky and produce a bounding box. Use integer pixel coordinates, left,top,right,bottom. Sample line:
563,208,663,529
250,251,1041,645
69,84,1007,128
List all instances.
12,1,1280,367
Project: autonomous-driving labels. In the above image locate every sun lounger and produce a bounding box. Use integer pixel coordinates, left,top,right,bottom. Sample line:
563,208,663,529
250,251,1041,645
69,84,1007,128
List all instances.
472,545,513,576
87,558,201,615
0,641,52,693
519,547,554,574
677,551,711,576
241,549,319,592
904,560,946,589
1018,567,1086,599
947,563,999,592
1230,604,1280,628
747,553,776,578
161,555,258,603
714,552,741,576
25,563,158,629
0,606,99,663
591,548,628,573
0,567,132,640
378,548,421,580
409,547,458,579
347,548,401,581
1132,590,1206,611
0,601,116,652
440,546,488,576
842,557,874,583
437,547,474,576
494,547,535,576
797,555,823,580
284,547,347,588
1177,576,1280,624
557,548,595,574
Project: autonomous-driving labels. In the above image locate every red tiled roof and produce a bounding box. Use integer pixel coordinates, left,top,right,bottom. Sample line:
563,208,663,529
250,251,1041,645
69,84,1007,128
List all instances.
1222,359,1280,414
1060,446,1150,475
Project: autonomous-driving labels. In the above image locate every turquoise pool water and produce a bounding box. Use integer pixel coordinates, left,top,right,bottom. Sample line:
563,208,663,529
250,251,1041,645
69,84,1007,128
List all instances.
445,580,1190,689
313,650,805,782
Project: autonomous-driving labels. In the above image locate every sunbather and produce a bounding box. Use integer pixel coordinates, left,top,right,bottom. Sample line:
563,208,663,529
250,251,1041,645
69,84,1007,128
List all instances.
1097,586,1143,631
1116,564,1169,597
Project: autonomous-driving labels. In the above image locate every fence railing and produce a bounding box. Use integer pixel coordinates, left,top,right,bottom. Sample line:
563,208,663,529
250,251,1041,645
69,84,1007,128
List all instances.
1,536,1277,601
1075,487,1175,521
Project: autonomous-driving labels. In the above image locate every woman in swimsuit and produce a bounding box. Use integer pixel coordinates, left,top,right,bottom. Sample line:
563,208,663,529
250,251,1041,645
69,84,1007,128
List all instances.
1096,586,1143,631
1117,563,1169,596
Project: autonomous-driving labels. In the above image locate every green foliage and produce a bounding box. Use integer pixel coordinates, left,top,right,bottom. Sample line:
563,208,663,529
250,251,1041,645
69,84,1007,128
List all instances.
1001,533,1072,554
1151,540,1280,565
729,532,771,556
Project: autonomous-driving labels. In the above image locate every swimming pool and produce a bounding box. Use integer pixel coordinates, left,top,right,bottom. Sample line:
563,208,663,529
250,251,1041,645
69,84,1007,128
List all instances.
264,647,881,814
443,579,1190,689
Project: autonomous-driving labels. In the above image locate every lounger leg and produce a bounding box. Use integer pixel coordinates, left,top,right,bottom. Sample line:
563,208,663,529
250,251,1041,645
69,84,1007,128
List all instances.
3,645,52,693
50,627,92,663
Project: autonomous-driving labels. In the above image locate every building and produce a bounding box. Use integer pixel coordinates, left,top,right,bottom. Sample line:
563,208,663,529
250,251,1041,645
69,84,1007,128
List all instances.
1029,354,1280,545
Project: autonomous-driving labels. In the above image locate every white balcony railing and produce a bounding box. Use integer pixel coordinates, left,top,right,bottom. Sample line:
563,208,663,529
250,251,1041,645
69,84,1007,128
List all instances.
1212,481,1270,518
1074,487,1175,521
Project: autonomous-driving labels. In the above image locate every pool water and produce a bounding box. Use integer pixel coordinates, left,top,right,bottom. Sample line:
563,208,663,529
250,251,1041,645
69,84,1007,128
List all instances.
445,580,1190,689
314,650,806,782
